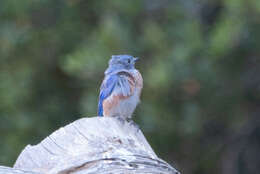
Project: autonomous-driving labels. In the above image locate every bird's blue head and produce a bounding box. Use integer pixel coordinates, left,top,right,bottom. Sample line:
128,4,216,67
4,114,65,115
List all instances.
105,55,139,74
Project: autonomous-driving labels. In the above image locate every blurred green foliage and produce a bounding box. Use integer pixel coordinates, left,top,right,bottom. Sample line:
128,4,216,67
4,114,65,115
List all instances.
1,1,260,174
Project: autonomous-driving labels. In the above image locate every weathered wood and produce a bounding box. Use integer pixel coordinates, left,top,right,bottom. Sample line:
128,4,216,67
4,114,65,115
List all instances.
10,117,179,174
0,166,39,174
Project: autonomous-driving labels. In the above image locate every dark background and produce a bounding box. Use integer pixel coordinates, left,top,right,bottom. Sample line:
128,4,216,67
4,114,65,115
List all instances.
1,1,260,174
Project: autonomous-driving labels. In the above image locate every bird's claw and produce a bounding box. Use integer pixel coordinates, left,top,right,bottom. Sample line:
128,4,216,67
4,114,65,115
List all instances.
127,119,140,132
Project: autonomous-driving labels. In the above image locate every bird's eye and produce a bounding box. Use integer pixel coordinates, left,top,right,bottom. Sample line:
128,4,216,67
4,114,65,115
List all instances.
127,59,131,64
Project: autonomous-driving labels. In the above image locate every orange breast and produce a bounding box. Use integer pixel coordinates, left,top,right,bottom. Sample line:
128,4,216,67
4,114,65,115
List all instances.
134,71,143,88
102,70,143,117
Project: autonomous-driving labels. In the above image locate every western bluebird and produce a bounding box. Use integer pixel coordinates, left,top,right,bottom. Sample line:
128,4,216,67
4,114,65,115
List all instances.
98,55,143,119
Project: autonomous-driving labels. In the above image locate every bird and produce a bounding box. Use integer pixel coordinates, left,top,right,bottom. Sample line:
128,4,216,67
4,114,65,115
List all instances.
98,55,143,120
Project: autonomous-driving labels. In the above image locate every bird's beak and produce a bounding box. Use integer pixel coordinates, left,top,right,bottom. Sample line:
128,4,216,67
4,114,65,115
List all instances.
133,57,139,62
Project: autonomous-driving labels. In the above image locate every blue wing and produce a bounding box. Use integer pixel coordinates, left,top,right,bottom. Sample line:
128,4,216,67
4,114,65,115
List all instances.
98,74,118,116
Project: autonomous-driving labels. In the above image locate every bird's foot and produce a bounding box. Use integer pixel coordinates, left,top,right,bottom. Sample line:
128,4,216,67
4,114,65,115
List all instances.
127,119,140,132
115,115,126,125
